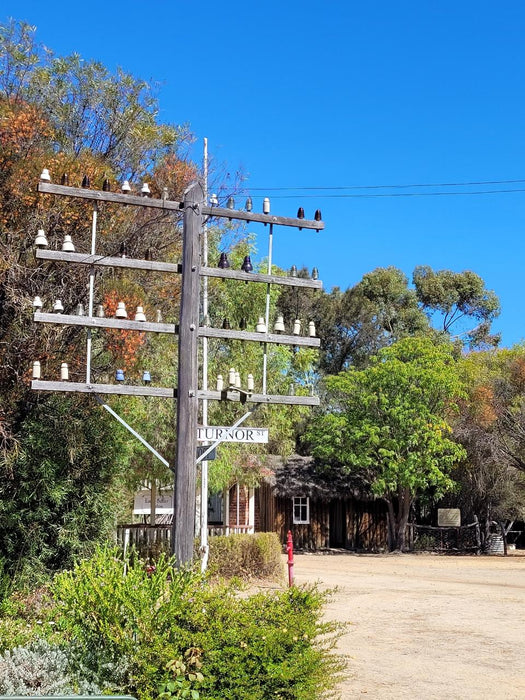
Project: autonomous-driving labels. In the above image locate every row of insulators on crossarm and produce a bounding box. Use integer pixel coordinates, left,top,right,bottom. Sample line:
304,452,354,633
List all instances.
218,253,319,280
41,168,156,197
213,193,322,222
221,316,316,337
34,231,145,259
32,232,319,282
32,297,155,321
40,169,322,221
32,360,252,392
32,361,151,384
33,360,307,396
217,369,254,393
32,297,316,336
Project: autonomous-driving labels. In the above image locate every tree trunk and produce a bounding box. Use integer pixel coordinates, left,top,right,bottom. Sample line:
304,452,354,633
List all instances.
386,488,413,551
473,514,481,555
386,501,396,550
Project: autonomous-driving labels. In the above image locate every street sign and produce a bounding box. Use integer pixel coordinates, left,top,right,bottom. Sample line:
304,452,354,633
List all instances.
196,445,217,460
197,426,269,443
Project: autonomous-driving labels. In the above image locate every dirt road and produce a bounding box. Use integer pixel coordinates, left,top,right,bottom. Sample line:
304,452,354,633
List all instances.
292,552,525,699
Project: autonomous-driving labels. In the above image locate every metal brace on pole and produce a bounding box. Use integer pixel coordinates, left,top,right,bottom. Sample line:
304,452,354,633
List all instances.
94,394,170,468
195,408,258,465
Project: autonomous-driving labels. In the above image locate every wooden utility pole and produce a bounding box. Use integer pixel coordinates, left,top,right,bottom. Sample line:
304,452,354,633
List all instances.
173,181,203,565
32,175,324,569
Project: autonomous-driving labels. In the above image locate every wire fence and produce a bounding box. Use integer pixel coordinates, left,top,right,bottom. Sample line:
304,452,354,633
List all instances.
407,522,481,553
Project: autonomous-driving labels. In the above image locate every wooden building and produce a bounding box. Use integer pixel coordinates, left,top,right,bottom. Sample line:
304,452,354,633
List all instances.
217,455,388,551
125,455,389,552
255,454,388,551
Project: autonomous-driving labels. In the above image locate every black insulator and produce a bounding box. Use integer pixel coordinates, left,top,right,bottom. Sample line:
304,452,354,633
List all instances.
241,255,253,273
218,252,230,269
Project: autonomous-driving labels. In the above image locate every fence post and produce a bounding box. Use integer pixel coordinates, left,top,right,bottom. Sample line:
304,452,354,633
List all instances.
286,530,294,587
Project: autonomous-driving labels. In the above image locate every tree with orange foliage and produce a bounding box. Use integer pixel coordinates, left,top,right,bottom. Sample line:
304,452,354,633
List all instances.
0,19,196,578
449,348,525,548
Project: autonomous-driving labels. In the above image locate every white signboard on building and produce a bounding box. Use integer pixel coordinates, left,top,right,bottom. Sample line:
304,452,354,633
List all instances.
197,426,269,443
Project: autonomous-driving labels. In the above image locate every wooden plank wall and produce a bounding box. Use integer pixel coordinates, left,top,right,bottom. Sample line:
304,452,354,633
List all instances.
255,490,388,551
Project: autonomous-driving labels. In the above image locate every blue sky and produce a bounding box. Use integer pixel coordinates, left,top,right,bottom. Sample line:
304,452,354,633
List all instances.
3,1,525,346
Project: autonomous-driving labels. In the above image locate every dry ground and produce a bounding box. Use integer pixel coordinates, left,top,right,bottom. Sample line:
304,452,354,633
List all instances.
291,552,525,699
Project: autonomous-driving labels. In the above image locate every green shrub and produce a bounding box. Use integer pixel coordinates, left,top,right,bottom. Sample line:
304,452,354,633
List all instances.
0,395,130,584
51,547,203,698
0,586,55,653
190,583,345,699
413,533,437,551
49,545,344,699
206,532,285,581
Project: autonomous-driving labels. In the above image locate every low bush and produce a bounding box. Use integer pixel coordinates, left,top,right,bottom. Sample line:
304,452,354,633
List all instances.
46,545,344,699
0,638,100,695
191,583,345,699
0,586,54,653
206,532,285,581
50,547,201,698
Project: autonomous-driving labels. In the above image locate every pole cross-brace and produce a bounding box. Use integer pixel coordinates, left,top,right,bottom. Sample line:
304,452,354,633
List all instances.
94,394,170,468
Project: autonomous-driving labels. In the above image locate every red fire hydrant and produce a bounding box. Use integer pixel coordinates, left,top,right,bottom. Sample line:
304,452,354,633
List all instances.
286,530,294,587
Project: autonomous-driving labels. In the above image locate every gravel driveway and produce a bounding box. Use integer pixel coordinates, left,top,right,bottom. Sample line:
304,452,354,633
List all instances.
291,552,525,699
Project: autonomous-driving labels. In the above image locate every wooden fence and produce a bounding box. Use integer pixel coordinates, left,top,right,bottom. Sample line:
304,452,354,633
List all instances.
116,524,253,554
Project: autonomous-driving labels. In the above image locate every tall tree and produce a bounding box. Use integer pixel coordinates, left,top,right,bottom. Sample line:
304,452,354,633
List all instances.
0,394,130,578
277,266,430,375
413,265,500,347
0,20,195,574
306,337,465,550
448,348,525,545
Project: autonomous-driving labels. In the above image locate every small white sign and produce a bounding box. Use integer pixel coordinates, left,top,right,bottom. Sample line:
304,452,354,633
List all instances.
437,508,461,527
133,489,174,515
197,426,269,443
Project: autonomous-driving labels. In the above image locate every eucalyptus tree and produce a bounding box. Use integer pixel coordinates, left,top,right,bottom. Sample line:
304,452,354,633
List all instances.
413,265,501,347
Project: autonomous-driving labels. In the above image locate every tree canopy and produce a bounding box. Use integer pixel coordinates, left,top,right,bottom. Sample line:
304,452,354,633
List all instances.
307,337,466,550
413,265,501,347
0,19,196,576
